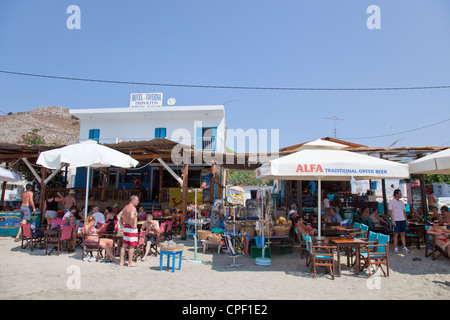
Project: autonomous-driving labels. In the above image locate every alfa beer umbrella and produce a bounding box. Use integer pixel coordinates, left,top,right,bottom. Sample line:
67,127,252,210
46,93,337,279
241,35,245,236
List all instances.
408,148,450,175
37,140,139,219
255,149,409,237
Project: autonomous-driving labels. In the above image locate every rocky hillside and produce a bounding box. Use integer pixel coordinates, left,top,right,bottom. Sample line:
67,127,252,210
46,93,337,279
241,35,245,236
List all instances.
0,106,80,145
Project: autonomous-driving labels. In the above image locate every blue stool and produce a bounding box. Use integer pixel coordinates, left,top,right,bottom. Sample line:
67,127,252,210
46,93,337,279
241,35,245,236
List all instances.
159,250,183,273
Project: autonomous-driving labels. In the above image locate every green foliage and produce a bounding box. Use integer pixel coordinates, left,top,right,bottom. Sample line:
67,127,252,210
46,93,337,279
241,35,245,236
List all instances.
424,174,450,184
227,170,273,186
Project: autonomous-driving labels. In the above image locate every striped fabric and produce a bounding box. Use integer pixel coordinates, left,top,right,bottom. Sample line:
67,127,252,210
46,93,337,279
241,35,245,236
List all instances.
123,224,138,246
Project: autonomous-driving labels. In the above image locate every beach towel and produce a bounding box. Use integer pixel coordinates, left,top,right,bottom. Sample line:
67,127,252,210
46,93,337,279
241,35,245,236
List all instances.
123,224,138,246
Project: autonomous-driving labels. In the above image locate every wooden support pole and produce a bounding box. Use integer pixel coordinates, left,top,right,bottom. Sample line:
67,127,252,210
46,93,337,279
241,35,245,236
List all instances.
39,168,47,223
181,163,189,240
1,181,7,206
419,174,428,220
159,166,163,204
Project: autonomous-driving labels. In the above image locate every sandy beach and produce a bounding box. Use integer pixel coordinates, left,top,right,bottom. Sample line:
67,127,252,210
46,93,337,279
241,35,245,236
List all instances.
0,235,448,301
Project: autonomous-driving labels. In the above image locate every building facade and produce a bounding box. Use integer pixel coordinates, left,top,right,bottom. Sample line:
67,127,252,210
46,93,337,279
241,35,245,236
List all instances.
69,103,226,205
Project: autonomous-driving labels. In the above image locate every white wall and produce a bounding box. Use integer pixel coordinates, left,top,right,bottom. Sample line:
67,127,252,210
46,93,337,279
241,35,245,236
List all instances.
75,106,226,152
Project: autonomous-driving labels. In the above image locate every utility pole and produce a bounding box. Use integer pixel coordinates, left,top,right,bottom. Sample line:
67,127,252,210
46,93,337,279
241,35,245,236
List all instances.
325,115,344,139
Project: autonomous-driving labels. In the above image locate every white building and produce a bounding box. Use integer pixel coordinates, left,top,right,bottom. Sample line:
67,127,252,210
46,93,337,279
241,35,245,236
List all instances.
69,100,227,204
70,104,226,153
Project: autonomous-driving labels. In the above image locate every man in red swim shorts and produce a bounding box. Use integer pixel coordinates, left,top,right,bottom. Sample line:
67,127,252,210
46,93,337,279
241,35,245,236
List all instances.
118,195,139,267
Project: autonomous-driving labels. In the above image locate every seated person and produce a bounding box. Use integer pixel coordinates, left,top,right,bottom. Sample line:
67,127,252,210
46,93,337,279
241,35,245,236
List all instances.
63,205,77,222
294,218,315,237
104,209,117,234
409,207,419,222
427,218,450,257
323,207,342,223
84,215,117,262
429,206,443,225
91,206,105,227
65,211,82,252
137,205,147,219
369,209,390,234
360,207,370,219
3,201,14,212
440,205,450,227
140,214,160,261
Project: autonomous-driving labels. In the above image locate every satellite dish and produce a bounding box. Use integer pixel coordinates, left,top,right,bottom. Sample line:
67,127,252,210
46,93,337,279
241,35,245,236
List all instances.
167,98,176,106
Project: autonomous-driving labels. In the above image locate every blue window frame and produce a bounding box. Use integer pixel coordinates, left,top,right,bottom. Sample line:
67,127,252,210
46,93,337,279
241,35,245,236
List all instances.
89,129,100,142
155,127,167,139
196,127,217,151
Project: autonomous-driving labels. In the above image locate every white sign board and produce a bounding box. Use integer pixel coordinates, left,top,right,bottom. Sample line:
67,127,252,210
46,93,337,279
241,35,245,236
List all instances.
130,93,163,107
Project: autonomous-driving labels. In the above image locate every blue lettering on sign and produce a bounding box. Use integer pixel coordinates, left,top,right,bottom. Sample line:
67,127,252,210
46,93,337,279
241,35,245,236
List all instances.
324,168,388,175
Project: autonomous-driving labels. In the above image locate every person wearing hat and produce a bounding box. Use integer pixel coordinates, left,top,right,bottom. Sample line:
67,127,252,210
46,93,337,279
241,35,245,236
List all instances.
59,190,77,214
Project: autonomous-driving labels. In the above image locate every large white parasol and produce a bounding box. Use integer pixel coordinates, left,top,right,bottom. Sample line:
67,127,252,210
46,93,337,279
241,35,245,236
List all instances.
37,140,139,219
256,149,409,237
408,148,450,175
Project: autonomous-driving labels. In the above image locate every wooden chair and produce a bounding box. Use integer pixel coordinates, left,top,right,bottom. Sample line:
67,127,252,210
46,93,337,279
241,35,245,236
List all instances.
81,229,103,262
353,231,379,268
149,233,160,257
44,225,75,255
20,223,44,251
303,234,336,280
50,218,64,229
133,230,148,261
294,228,307,259
359,233,390,277
406,225,421,249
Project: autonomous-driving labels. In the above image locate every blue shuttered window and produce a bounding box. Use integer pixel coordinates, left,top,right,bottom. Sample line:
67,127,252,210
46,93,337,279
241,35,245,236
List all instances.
155,128,167,138
89,129,100,142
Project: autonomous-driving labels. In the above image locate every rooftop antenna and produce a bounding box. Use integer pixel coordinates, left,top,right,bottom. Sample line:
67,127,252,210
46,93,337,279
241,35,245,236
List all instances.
325,115,344,139
388,126,404,147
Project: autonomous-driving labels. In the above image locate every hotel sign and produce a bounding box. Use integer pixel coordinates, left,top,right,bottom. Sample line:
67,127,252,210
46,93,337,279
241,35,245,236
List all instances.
130,92,163,107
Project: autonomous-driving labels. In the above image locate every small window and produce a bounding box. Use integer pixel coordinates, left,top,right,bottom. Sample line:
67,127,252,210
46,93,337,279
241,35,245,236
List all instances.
155,128,167,139
89,129,100,142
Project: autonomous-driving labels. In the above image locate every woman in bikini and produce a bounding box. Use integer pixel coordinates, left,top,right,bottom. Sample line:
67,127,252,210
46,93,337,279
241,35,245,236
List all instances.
427,218,450,257
84,215,117,262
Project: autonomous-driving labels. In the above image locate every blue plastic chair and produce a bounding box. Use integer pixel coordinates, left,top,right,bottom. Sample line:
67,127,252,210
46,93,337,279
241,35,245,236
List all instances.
360,233,390,277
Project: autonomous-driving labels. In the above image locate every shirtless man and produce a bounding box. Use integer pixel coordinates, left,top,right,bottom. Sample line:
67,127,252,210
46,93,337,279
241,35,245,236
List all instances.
15,184,36,241
118,195,139,267
59,189,77,213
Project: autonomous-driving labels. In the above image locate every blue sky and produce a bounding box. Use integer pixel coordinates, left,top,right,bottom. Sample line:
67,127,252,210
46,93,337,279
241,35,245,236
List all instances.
1,1,449,151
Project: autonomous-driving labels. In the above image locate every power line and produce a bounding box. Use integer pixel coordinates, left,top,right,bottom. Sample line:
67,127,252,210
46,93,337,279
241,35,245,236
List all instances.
2,70,450,91
340,118,450,140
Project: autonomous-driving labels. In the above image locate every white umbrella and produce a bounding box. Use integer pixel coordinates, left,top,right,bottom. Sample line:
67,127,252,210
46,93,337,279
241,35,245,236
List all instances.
408,148,450,175
0,167,22,182
255,149,409,237
298,139,348,150
37,140,139,219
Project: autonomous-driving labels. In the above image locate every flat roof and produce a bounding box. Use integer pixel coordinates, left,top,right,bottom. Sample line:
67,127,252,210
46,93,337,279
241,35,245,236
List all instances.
70,105,225,120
